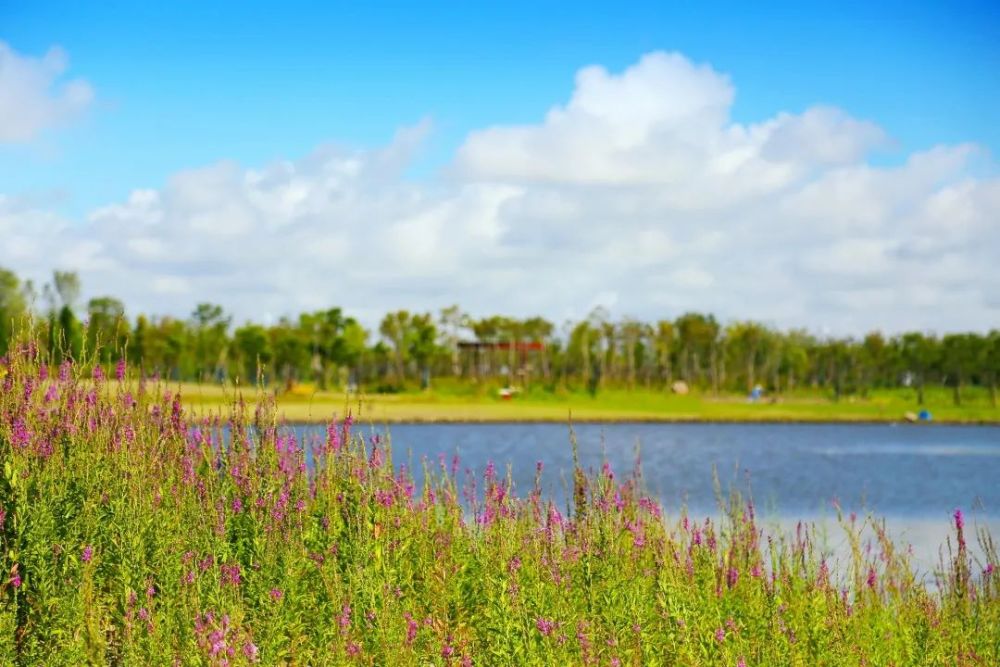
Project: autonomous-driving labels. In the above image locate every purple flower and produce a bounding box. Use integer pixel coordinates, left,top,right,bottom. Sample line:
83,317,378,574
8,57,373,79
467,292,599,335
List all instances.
954,508,965,532
115,358,127,381
715,627,726,643
270,588,283,601
984,563,995,576
866,567,877,589
441,643,454,658
220,563,241,587
11,418,30,449
339,605,351,630
536,618,555,636
243,642,259,661
10,574,21,588
92,365,104,381
326,420,341,453
81,545,94,563
737,659,748,667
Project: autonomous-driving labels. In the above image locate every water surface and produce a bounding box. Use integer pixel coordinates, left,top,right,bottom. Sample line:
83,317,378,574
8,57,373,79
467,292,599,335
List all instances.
294,422,1000,568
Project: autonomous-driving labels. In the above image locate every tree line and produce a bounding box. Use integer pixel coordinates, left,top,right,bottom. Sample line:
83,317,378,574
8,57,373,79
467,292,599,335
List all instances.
2,268,998,405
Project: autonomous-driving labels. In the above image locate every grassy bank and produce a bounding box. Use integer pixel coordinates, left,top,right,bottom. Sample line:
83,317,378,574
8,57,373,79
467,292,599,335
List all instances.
174,382,1000,424
2,350,996,663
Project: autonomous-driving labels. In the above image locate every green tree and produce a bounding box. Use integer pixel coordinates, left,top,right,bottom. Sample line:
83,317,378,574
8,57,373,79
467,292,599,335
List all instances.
233,323,273,385
43,270,84,363
726,321,767,393
380,311,412,383
191,303,231,382
86,296,127,364
0,267,28,356
129,315,149,372
674,312,720,390
407,313,438,389
942,333,980,406
619,318,647,390
984,331,1000,409
300,308,361,389
860,331,888,396
270,319,309,390
438,305,470,377
522,316,555,384
899,333,939,405
653,320,675,388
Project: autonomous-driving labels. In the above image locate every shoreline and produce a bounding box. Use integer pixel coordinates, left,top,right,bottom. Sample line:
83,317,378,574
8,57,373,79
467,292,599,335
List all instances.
187,410,1000,427
174,384,1000,426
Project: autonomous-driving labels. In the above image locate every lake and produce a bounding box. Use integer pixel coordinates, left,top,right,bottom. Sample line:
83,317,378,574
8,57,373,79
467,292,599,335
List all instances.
292,422,1000,569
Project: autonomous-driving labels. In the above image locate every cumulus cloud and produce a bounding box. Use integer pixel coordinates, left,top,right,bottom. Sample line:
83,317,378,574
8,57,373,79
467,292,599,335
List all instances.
0,41,94,143
1,51,997,333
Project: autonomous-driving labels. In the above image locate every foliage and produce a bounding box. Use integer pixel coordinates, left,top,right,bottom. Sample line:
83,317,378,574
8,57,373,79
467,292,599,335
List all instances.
0,343,998,664
3,268,1000,409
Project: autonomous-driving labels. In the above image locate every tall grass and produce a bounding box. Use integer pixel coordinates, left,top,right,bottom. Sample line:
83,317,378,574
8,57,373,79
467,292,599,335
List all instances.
0,342,997,665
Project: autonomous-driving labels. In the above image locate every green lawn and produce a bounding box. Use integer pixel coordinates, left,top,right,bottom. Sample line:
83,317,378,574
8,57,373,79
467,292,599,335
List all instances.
170,381,1000,424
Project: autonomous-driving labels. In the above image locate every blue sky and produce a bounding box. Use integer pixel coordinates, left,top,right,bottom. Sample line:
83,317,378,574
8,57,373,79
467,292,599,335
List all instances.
4,1,998,215
1,1,999,332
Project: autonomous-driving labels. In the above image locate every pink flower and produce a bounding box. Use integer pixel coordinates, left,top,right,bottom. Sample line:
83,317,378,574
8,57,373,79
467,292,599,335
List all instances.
220,563,241,587
243,642,259,661
81,545,94,563
339,605,351,630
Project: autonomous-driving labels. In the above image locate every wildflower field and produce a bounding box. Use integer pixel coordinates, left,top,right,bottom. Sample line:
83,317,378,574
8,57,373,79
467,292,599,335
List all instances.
0,344,997,666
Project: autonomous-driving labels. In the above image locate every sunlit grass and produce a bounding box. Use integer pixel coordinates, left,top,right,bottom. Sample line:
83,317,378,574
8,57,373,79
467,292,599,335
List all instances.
167,380,1000,424
1,344,997,664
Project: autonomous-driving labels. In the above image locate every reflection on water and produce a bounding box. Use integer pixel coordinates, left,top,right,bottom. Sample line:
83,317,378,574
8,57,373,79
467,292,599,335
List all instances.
751,515,997,578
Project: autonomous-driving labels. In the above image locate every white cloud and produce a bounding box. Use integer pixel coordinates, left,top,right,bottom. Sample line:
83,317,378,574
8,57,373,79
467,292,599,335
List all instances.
0,41,94,143
1,51,998,334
